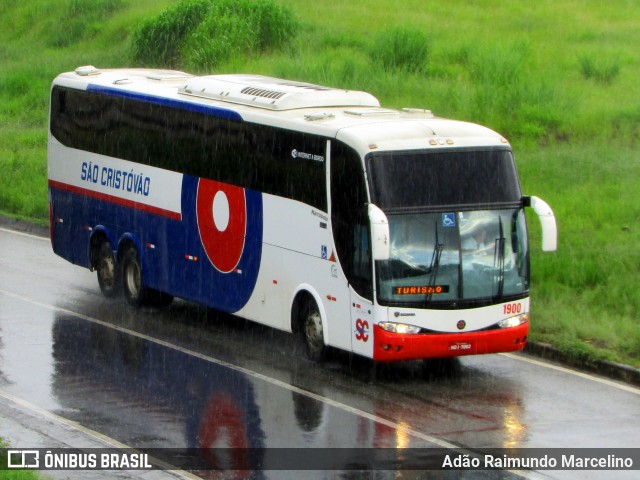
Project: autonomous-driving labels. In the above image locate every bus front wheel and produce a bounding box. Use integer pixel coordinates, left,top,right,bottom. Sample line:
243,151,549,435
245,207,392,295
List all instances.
302,299,327,362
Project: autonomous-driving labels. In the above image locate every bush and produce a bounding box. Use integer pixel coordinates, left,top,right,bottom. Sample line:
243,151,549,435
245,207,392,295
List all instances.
131,0,213,67
182,11,254,69
578,54,621,84
131,0,299,70
371,26,431,74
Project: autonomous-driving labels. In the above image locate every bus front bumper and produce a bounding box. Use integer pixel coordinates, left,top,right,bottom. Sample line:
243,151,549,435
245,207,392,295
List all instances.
372,323,529,362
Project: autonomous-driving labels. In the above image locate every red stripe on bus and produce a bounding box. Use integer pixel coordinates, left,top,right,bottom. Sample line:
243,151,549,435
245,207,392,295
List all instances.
48,180,182,221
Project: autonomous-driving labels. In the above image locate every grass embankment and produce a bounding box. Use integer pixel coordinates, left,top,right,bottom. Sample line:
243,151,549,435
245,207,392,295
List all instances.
0,0,638,367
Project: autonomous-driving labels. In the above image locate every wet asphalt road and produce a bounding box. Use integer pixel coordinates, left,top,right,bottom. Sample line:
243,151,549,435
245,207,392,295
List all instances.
0,226,639,479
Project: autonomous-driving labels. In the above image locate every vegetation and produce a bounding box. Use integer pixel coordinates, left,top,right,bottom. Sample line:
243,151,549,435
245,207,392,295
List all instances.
0,438,46,478
371,26,431,74
0,0,638,367
131,0,298,70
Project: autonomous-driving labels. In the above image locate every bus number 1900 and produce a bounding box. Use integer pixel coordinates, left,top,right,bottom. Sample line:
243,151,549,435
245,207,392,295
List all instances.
503,303,523,315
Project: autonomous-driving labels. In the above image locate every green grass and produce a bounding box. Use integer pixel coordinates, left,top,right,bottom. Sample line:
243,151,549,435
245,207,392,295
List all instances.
0,0,638,368
371,26,431,74
520,144,640,366
0,438,47,478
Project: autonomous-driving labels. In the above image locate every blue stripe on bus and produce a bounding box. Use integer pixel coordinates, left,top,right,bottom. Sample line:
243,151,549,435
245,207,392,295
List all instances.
86,84,244,121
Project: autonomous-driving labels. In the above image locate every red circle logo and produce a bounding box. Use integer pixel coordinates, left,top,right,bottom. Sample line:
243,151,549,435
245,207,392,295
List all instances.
196,179,246,273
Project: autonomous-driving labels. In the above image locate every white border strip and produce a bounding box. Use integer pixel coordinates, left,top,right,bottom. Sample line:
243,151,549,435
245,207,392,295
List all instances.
0,227,48,241
500,353,640,396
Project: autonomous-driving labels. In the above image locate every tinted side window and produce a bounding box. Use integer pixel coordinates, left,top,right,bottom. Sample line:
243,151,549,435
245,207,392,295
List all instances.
50,86,327,211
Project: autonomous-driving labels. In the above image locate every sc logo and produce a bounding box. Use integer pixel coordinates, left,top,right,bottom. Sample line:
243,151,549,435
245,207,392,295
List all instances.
355,319,370,342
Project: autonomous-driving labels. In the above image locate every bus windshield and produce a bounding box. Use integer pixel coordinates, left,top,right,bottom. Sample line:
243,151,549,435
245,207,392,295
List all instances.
367,148,529,307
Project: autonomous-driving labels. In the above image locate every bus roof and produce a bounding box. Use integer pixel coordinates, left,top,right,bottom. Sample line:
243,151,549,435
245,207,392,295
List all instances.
54,66,510,156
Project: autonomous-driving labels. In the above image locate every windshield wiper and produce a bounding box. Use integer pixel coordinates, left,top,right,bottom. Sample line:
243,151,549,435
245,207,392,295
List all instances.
426,220,443,302
493,217,505,298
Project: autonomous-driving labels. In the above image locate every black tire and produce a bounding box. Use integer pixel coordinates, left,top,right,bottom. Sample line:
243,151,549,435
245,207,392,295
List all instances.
121,246,173,308
301,299,327,362
95,240,119,298
121,246,146,307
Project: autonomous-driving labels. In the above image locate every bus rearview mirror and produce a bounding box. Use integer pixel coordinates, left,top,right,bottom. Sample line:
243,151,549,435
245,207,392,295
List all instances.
524,196,557,252
368,204,391,260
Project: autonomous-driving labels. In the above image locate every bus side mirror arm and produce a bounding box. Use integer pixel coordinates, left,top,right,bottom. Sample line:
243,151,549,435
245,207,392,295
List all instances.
523,195,558,252
368,204,391,260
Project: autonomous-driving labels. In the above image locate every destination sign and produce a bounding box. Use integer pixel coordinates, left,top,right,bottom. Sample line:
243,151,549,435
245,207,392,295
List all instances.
393,285,450,295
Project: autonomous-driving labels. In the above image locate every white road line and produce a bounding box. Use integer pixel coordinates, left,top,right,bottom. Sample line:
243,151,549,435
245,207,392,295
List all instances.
0,388,131,449
0,388,200,479
0,223,471,448
501,353,640,396
3,225,638,396
0,288,454,448
0,226,48,241
0,287,540,479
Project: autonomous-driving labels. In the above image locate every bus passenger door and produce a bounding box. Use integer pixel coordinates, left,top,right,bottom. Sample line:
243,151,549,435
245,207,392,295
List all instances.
348,223,374,358
329,141,373,357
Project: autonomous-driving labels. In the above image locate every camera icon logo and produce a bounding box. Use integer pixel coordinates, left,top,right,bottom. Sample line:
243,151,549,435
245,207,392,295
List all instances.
8,450,40,469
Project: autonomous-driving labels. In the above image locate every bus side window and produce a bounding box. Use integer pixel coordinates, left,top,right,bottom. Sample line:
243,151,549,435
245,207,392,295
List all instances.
330,142,372,300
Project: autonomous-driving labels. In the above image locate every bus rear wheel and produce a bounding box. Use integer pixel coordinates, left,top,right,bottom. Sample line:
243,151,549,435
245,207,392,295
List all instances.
121,246,145,307
95,240,119,297
121,246,173,308
302,299,326,362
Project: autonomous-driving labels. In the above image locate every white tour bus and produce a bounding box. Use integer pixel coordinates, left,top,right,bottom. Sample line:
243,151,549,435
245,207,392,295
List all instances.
48,66,557,362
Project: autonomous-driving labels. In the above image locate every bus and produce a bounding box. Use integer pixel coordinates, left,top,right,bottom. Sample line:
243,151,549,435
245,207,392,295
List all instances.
48,66,557,362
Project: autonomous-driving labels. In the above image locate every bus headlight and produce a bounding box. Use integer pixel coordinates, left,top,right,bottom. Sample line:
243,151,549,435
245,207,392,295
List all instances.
498,313,529,329
379,322,422,334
